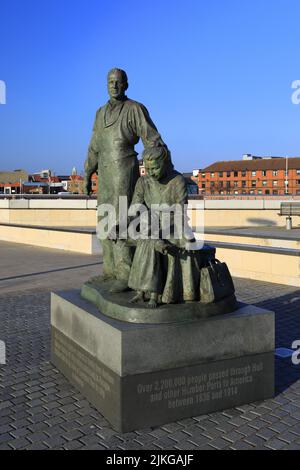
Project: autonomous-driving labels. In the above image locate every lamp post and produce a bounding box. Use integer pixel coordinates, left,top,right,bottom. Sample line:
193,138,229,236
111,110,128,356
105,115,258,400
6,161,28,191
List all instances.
285,156,289,196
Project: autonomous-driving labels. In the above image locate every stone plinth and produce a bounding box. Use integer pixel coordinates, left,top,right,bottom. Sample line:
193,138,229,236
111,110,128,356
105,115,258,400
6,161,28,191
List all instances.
81,278,237,324
51,290,275,432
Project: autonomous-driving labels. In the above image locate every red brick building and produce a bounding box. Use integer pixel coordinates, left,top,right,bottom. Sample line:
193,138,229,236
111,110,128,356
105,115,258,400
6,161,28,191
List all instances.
90,172,98,194
195,156,300,196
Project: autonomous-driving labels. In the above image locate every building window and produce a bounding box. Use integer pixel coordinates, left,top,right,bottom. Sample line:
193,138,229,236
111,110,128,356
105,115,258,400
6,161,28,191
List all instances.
234,191,239,195
258,190,262,195
251,181,256,187
218,172,223,177
234,171,238,177
226,181,231,188
262,170,267,177
241,171,246,177
273,190,278,195
219,181,223,187
211,182,215,187
265,190,270,195
251,171,256,177
262,181,267,186
211,173,215,178
242,181,246,187
242,190,247,195
297,170,300,175
273,170,278,176
234,181,238,187
226,171,231,177
202,183,206,188
273,180,278,186
250,190,255,195
297,180,300,185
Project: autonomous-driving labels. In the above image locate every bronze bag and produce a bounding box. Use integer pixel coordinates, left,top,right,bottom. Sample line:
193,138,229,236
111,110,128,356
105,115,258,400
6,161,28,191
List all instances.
200,259,235,304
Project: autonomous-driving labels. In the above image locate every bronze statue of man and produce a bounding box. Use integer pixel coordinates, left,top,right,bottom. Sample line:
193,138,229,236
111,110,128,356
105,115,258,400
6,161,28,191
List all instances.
84,68,165,293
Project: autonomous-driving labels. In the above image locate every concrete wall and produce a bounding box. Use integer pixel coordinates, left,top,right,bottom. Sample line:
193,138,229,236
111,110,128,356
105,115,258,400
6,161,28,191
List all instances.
0,209,97,227
0,225,101,254
0,200,97,226
1,198,299,286
213,245,300,287
189,199,286,228
0,198,288,228
0,199,97,209
202,209,282,228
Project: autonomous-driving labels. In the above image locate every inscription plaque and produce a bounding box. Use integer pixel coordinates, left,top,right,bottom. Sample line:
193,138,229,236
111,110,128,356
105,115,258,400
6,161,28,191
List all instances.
123,353,273,430
51,327,121,430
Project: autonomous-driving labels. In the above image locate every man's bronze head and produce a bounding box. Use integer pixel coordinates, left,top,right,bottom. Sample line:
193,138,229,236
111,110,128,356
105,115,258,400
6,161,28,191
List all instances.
107,68,128,101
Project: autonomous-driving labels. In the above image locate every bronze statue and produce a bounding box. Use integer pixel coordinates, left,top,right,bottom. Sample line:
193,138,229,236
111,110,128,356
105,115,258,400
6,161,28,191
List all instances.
82,70,236,320
84,68,165,293
128,146,200,308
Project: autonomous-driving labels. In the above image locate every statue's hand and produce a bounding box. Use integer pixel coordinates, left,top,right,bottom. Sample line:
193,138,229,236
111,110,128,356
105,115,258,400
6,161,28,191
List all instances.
154,240,168,254
83,178,92,196
163,243,178,257
154,240,177,256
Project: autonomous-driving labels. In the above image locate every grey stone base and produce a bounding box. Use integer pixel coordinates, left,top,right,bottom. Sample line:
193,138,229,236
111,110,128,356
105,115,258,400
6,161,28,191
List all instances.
51,290,275,433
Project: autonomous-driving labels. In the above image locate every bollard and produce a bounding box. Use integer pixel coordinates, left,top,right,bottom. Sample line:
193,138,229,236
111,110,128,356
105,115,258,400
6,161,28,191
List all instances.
286,217,292,230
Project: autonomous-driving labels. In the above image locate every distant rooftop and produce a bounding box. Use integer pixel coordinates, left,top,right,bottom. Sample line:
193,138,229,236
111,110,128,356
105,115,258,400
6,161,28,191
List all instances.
242,153,288,161
0,170,28,184
204,156,300,172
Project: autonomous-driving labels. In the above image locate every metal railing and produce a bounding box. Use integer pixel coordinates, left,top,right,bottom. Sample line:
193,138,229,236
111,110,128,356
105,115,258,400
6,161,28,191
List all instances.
0,193,298,201
0,194,97,200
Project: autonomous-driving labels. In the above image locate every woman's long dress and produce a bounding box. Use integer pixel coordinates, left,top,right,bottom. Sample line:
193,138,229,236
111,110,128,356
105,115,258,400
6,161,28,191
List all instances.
127,171,200,303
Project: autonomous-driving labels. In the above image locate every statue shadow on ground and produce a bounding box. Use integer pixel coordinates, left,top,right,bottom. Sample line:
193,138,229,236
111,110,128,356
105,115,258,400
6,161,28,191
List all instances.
255,292,300,395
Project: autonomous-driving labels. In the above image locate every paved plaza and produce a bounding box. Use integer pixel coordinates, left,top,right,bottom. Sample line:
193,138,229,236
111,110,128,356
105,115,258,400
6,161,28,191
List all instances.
0,241,300,450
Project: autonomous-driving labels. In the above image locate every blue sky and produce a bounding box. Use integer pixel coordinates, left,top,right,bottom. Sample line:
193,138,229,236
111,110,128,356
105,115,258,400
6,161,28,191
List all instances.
1,0,300,174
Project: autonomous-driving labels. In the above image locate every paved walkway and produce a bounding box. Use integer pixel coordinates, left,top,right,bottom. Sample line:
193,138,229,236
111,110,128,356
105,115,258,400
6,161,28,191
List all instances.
0,241,101,295
0,241,300,450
